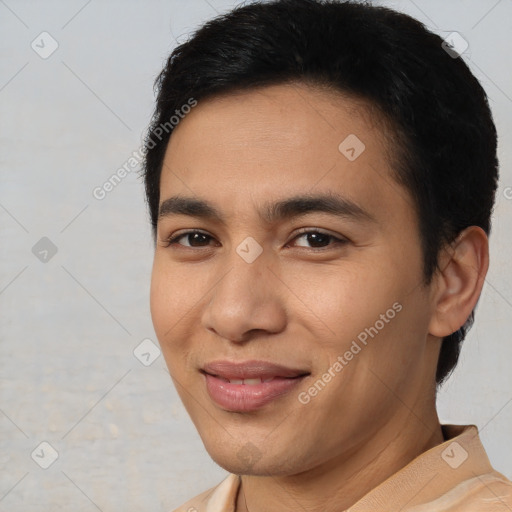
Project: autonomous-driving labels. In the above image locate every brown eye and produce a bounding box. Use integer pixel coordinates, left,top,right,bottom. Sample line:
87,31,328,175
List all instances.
291,230,347,249
164,231,215,248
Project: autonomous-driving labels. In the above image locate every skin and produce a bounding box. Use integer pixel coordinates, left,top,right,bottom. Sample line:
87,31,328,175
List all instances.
149,82,489,512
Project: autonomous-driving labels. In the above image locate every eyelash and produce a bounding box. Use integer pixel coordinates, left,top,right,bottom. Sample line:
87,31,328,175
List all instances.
160,228,348,251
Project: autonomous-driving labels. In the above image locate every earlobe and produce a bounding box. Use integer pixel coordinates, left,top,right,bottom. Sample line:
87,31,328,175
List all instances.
428,226,489,338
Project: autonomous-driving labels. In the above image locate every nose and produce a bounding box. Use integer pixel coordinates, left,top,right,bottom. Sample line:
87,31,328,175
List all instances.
201,252,287,343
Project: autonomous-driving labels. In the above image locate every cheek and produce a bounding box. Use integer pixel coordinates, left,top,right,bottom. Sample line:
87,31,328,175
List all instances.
284,262,402,348
149,258,198,355
297,258,427,389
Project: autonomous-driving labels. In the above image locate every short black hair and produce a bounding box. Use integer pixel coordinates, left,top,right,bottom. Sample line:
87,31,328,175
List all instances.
141,0,499,386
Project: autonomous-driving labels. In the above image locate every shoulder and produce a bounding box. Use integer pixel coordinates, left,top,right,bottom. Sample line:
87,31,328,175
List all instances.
409,470,512,511
170,473,240,512
450,470,512,511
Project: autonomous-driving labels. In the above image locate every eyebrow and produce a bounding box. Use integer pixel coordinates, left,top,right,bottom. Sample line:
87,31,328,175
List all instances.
158,192,376,226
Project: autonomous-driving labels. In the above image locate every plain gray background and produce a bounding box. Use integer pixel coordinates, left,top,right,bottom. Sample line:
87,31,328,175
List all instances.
1,0,511,510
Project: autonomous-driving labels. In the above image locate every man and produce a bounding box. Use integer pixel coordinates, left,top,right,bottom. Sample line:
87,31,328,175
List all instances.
141,0,512,510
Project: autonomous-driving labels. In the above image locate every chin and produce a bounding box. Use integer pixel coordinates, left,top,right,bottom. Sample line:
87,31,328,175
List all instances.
204,441,300,476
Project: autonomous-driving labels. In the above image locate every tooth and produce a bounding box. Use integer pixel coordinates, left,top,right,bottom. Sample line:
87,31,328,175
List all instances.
229,379,243,384
263,377,274,383
243,378,262,385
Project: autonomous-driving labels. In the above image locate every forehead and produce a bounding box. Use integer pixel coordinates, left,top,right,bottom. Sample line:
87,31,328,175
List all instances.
160,82,412,225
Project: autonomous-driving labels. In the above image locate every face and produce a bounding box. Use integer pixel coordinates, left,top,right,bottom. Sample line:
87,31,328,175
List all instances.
150,83,439,476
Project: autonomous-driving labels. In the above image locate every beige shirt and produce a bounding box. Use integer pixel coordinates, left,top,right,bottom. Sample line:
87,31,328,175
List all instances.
172,424,512,511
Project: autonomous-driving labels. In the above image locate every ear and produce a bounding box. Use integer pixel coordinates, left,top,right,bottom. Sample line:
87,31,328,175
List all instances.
428,226,489,338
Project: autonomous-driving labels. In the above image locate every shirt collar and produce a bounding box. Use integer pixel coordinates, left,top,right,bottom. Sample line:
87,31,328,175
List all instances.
205,424,492,512
348,424,491,510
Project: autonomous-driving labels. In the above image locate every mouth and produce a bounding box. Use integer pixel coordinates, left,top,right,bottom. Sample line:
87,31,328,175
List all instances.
203,375,287,385
201,360,310,412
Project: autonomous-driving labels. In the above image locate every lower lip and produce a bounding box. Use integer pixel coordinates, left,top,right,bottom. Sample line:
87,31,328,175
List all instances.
203,373,307,412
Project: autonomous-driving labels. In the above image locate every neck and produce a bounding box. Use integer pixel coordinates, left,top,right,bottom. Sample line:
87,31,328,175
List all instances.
236,409,444,512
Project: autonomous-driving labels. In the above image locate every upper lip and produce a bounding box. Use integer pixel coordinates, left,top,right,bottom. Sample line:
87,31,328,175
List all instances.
202,360,310,380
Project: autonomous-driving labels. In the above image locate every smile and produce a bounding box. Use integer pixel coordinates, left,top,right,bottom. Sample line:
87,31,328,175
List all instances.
201,359,310,412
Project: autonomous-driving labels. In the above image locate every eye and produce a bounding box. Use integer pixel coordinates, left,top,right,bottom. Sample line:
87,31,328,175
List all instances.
289,229,348,249
159,228,348,250
161,230,217,248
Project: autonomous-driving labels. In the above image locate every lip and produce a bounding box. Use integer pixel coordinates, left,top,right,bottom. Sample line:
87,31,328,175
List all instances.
202,359,309,380
201,360,310,412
